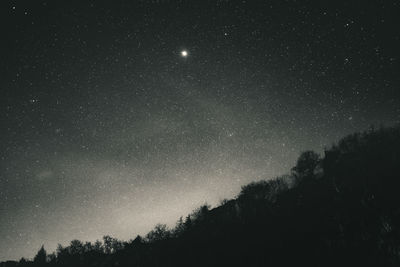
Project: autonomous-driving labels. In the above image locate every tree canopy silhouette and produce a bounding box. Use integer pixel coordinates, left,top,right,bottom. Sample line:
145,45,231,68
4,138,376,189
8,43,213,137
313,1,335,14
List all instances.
3,125,400,267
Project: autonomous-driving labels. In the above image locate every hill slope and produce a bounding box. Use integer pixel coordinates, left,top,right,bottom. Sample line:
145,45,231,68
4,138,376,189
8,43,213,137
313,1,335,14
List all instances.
3,125,400,267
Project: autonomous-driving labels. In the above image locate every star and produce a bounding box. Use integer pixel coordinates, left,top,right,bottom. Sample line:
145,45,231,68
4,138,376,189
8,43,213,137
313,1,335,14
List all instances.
181,50,188,57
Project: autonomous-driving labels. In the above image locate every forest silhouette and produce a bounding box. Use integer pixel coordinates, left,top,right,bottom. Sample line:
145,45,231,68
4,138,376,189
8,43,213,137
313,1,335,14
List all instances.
2,125,400,267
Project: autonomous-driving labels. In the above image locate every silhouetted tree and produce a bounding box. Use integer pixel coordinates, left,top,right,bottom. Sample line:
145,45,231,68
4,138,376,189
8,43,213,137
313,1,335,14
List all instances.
189,204,210,225
173,217,185,237
33,245,47,266
18,258,27,266
239,177,289,203
69,240,84,255
83,241,93,253
292,150,320,184
93,240,103,253
146,224,170,243
184,215,192,230
47,252,56,266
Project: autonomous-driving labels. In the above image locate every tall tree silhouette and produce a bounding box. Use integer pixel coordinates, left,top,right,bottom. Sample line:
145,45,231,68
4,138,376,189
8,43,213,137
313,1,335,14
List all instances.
33,246,47,266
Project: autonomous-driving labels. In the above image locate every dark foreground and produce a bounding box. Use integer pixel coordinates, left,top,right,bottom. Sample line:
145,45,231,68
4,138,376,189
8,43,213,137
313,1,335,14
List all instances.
2,125,400,267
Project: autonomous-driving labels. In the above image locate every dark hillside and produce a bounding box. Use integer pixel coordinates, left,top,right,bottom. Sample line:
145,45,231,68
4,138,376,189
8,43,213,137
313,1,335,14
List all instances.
3,125,400,267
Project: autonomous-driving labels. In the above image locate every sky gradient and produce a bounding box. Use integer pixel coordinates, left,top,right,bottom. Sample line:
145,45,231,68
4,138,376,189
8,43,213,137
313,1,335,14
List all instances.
1,0,399,261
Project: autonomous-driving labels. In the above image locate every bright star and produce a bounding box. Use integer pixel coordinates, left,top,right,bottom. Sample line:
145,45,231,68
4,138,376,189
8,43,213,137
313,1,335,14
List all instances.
181,50,188,57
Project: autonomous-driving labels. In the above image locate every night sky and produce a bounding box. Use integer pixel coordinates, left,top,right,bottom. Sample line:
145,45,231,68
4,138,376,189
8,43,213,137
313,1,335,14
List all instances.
1,0,399,261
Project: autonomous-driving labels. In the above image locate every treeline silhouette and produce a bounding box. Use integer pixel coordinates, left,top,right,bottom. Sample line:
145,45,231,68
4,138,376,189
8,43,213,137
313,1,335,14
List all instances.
2,125,400,267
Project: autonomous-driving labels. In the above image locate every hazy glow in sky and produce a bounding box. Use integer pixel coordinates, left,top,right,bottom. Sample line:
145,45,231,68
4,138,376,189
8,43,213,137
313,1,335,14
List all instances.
1,0,399,261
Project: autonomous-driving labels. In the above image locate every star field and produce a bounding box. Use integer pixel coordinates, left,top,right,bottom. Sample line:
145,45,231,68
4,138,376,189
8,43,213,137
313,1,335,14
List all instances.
1,0,399,261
